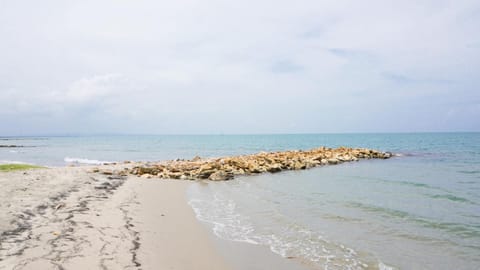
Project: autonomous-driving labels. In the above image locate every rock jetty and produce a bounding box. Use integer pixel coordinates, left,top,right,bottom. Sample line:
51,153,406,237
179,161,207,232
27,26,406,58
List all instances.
105,147,392,181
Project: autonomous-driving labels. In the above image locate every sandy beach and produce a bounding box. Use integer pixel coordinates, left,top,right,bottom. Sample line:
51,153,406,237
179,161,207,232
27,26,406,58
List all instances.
2,0,478,268
0,147,392,270
0,166,230,270
1,145,387,270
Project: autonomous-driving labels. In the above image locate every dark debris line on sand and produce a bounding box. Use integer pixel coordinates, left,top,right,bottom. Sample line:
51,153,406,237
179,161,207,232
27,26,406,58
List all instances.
0,173,141,269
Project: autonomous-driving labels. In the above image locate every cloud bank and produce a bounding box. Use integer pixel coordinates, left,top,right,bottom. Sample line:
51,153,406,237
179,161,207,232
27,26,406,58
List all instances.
1,0,479,135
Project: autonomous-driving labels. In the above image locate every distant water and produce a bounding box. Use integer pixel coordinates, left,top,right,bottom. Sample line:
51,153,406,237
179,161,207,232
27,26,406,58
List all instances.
1,133,480,269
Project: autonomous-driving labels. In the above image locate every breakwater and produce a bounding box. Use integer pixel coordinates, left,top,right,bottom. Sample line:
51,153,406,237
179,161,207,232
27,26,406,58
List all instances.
98,147,392,181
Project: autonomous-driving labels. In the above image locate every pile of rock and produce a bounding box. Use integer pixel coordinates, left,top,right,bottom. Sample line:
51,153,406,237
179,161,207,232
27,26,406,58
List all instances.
124,147,392,181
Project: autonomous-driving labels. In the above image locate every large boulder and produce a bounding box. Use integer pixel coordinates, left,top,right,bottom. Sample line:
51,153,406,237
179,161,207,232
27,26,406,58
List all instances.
327,158,339,165
267,164,282,173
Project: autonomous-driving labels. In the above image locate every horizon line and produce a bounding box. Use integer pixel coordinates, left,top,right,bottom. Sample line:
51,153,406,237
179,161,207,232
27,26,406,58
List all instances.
1,131,479,138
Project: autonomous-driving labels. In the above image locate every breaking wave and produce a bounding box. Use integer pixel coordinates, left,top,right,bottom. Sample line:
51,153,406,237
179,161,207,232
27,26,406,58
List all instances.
64,157,113,165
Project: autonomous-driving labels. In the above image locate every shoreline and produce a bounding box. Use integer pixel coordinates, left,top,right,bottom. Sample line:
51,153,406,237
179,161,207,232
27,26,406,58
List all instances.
1,135,478,269
129,178,230,270
0,147,394,269
0,165,313,270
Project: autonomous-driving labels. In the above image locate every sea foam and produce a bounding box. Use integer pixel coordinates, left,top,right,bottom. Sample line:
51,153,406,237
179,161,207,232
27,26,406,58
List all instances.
64,157,113,165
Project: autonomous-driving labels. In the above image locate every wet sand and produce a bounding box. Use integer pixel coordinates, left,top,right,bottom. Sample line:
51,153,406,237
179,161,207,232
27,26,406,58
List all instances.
0,167,230,270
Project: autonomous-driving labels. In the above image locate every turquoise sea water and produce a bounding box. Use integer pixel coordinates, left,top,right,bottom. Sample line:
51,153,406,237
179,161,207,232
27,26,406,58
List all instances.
1,133,479,269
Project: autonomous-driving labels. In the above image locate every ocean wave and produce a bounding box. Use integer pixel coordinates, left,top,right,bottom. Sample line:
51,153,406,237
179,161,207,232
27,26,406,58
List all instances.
395,152,443,158
353,175,447,193
188,188,383,270
64,157,113,165
378,262,395,270
458,170,480,175
384,179,448,193
344,201,480,238
188,194,260,245
428,194,475,204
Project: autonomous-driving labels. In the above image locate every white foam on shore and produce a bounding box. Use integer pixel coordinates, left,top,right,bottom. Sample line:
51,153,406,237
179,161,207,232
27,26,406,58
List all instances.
189,194,260,245
64,157,113,165
187,184,380,270
378,261,396,270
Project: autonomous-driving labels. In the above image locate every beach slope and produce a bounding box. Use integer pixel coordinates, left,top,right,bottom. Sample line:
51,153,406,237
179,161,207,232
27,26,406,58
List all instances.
0,167,229,270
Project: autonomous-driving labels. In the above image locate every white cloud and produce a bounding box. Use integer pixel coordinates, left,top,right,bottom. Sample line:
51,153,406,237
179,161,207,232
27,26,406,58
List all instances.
0,0,479,134
65,74,123,103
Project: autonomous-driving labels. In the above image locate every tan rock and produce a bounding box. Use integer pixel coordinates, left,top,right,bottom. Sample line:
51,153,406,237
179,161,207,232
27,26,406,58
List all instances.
208,171,234,181
168,172,183,179
327,158,339,165
121,146,391,181
293,162,306,170
232,168,245,175
101,170,113,175
267,164,282,173
247,164,263,173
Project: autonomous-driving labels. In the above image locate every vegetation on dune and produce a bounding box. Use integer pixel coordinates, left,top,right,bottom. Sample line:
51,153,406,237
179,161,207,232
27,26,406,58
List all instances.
0,164,44,172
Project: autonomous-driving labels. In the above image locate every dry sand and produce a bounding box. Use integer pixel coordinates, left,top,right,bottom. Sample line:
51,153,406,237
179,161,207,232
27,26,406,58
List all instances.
0,167,230,270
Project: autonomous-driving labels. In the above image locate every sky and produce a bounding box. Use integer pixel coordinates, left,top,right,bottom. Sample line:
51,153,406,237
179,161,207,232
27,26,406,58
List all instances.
1,0,479,135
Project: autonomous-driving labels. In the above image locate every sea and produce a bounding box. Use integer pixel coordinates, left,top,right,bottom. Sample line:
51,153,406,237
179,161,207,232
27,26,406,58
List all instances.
1,133,479,270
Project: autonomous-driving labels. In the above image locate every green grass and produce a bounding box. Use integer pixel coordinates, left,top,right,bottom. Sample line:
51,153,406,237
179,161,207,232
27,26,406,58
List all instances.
0,164,44,172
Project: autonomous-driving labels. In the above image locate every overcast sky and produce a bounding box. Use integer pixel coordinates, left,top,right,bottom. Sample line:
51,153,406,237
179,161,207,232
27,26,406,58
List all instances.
1,0,479,135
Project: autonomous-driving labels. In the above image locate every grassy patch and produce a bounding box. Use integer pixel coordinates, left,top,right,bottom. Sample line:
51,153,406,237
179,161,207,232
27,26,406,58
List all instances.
0,164,44,172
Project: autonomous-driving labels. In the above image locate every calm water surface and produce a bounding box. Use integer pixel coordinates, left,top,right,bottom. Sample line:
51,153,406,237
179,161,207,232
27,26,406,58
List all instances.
1,133,479,269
